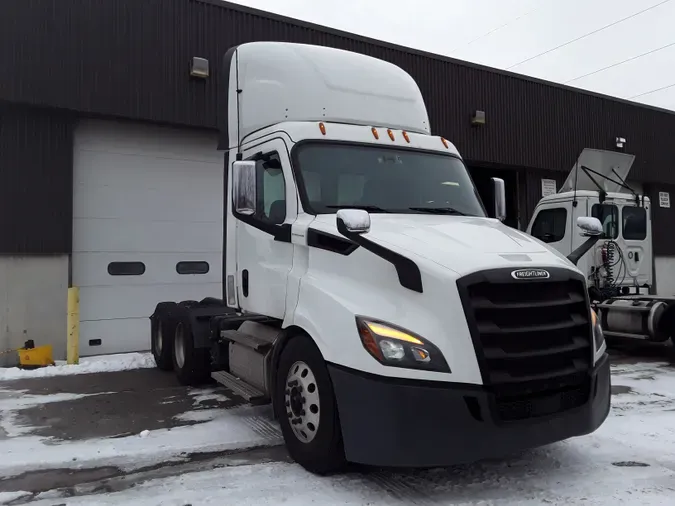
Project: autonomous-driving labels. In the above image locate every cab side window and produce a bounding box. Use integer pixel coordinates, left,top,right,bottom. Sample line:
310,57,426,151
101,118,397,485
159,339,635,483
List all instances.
591,204,618,239
622,206,647,240
531,208,567,243
251,152,286,225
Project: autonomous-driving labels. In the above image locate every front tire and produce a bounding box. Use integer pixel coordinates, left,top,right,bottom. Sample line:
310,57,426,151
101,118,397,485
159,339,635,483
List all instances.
172,319,211,386
275,335,346,475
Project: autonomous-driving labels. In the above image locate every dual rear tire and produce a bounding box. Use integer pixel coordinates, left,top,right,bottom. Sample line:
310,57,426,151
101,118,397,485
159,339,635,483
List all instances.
151,303,210,386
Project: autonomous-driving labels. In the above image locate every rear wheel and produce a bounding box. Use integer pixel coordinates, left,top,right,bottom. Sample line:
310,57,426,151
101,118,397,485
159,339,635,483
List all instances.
275,335,346,475
172,319,211,386
151,317,173,371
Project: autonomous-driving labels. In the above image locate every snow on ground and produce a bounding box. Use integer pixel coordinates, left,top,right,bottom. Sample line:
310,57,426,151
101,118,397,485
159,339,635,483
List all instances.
0,352,155,381
3,359,675,505
0,385,280,477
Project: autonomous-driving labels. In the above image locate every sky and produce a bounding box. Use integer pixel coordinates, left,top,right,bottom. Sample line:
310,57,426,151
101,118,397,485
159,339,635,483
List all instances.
229,0,675,112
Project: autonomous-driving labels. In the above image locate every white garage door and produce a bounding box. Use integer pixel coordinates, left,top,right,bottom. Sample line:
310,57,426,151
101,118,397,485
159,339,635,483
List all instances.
72,119,224,356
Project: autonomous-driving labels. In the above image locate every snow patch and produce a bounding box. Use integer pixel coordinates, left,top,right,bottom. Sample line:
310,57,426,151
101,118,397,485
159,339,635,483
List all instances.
0,491,31,504
1,404,282,478
174,408,223,423
0,391,114,438
0,352,155,381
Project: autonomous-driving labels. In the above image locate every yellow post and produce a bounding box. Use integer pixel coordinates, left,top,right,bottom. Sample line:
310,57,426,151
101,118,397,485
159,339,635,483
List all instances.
67,286,80,365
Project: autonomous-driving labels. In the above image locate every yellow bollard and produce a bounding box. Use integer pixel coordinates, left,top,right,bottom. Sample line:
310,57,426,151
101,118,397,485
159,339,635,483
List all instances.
67,286,80,365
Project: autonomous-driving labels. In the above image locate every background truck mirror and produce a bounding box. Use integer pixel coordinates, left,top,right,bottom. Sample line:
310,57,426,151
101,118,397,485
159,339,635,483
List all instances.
336,209,371,234
577,216,603,237
232,161,257,215
491,177,506,222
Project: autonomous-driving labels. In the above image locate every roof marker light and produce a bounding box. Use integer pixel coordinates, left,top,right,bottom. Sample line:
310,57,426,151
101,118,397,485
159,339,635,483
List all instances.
402,131,410,143
371,127,380,140
387,129,395,141
441,137,449,149
319,122,326,135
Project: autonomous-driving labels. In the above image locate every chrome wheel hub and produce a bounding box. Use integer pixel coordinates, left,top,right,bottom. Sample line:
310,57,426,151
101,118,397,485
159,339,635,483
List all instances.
285,361,320,443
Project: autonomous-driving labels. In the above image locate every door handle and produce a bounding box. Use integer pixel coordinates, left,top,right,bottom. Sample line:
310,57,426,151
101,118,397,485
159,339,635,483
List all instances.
242,269,249,297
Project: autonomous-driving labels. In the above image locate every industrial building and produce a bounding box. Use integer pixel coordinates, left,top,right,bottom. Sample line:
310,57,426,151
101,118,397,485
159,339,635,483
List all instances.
1,0,674,362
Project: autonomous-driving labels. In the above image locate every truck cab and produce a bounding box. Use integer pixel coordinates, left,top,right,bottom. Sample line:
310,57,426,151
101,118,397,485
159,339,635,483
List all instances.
527,149,652,293
151,42,610,475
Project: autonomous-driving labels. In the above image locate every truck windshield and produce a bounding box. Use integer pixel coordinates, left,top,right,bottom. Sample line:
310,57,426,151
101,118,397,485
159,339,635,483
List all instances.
292,142,487,216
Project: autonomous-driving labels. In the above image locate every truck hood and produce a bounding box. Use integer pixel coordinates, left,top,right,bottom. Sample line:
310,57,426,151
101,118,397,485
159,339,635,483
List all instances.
312,213,577,276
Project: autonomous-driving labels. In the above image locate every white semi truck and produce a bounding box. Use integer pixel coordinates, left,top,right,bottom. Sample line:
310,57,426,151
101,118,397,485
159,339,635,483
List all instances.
526,149,675,345
150,41,610,474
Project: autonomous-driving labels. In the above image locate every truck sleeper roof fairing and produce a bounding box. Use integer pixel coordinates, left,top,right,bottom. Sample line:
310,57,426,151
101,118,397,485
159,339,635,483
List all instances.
217,41,431,150
560,148,636,194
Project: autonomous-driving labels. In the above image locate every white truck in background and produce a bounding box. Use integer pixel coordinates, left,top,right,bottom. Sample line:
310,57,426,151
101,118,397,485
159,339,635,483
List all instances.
150,41,610,475
527,149,675,345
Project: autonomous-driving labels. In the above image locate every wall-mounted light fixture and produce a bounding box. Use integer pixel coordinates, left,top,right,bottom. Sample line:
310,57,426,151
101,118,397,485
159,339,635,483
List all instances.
190,57,210,78
471,110,486,126
615,136,626,150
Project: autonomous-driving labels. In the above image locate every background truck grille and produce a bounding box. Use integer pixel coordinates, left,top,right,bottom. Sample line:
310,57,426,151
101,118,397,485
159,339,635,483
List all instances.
457,268,593,422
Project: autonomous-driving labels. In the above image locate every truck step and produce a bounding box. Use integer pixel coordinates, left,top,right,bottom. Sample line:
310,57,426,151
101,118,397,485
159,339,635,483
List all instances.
211,371,269,404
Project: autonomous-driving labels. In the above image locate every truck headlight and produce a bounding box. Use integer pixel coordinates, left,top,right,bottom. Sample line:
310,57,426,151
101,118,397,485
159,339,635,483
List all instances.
355,317,451,373
591,309,606,359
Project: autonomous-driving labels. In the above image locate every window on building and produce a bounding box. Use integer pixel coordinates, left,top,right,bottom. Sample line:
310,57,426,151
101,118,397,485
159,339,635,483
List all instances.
591,204,619,239
622,206,647,240
530,208,567,243
108,261,145,276
249,152,286,225
176,261,210,275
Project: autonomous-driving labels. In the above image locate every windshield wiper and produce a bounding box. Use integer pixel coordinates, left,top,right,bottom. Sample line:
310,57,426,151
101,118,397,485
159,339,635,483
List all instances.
408,207,467,215
325,205,391,213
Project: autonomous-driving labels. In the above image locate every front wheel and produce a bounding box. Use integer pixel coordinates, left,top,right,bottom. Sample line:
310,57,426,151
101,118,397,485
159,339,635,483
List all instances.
275,335,346,475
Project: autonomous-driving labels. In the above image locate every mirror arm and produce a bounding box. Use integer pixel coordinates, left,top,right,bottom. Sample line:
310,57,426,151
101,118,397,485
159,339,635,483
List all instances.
567,236,601,266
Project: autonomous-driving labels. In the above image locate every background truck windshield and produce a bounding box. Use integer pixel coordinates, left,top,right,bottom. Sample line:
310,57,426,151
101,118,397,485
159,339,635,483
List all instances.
293,142,487,217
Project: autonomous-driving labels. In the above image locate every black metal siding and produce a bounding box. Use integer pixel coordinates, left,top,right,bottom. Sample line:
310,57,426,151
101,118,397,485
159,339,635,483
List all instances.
0,106,74,254
522,168,569,228
1,0,675,183
645,183,675,256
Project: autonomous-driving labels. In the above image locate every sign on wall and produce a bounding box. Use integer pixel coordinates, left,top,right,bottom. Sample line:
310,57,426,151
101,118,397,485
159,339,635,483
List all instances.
541,179,557,197
659,191,670,208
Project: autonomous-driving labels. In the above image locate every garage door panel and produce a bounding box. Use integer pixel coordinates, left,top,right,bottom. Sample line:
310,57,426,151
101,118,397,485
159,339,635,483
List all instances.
73,120,224,355
72,252,221,287
73,218,222,253
79,282,221,321
73,152,223,221
73,252,221,287
75,120,221,164
79,318,151,356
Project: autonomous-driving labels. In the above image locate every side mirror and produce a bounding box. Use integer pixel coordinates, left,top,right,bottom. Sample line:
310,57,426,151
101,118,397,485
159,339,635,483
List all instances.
577,216,603,237
491,177,506,222
232,161,257,215
336,209,371,235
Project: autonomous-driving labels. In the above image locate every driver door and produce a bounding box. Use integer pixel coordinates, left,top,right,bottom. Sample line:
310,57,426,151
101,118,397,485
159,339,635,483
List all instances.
232,138,297,318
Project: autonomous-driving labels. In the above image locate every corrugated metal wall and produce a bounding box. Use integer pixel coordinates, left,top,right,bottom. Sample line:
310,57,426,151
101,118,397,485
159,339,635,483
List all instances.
0,106,74,254
645,183,675,256
1,0,675,183
1,0,675,254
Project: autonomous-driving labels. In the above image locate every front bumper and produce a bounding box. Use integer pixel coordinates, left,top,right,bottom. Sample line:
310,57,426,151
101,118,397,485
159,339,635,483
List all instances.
328,353,611,468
